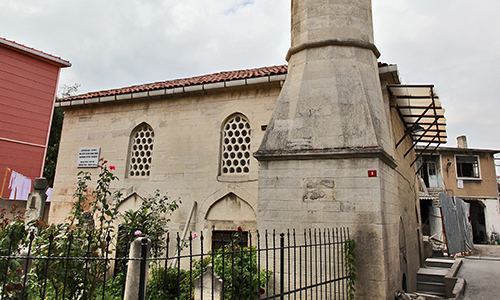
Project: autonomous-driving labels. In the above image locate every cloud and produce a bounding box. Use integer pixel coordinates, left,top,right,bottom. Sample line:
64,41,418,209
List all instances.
1,0,499,153
373,0,500,152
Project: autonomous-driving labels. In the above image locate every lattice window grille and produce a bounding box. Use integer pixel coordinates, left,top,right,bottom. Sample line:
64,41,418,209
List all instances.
129,125,154,177
221,115,251,174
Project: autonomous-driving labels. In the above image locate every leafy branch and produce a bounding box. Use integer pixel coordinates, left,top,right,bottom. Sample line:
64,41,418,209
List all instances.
344,238,356,300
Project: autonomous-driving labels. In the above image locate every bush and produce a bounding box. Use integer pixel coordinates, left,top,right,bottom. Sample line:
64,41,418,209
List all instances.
24,160,121,299
118,190,180,259
193,231,272,300
0,204,28,299
91,271,125,300
0,221,28,299
1,159,150,299
146,267,191,300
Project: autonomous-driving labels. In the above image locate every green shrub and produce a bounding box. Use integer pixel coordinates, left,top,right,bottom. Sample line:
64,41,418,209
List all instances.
344,238,356,300
118,190,180,259
193,232,272,300
0,204,28,299
0,159,185,299
146,267,192,300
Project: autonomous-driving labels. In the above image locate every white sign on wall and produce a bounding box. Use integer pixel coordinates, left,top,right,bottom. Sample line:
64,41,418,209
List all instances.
77,148,101,168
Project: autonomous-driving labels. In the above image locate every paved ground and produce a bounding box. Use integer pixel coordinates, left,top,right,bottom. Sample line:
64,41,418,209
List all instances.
456,245,500,300
471,244,500,258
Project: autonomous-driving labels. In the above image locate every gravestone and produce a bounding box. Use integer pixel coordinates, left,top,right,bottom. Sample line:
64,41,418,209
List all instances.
194,264,223,300
79,211,95,230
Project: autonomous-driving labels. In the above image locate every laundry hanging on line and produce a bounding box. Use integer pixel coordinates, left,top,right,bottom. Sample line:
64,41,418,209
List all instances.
45,187,52,201
8,170,32,200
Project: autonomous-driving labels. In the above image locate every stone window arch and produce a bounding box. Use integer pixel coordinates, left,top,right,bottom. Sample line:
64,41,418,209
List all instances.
220,113,251,175
128,123,154,177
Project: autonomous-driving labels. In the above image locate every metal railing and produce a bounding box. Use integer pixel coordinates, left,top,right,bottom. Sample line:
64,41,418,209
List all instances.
0,227,351,300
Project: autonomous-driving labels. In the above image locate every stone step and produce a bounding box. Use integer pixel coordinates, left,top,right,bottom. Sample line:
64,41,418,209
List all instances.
415,291,447,298
417,268,448,284
425,258,455,269
417,281,446,295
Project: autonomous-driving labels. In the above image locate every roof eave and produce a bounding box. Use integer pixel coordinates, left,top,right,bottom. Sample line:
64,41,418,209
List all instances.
416,145,500,154
378,64,401,85
0,38,71,68
56,73,287,108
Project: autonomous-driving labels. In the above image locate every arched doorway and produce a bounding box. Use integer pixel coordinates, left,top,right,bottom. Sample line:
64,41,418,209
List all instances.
205,192,257,251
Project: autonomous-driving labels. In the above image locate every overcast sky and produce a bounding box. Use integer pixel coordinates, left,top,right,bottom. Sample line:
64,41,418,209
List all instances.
2,0,500,155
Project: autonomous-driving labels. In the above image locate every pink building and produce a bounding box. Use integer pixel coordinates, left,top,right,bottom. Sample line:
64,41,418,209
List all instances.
0,37,71,199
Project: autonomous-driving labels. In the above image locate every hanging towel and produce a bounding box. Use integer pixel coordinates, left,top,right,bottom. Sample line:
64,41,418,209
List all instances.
45,187,53,201
8,170,32,200
8,171,20,199
19,176,32,200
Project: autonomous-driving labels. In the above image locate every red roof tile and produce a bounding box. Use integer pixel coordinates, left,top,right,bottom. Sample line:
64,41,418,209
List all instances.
60,65,288,101
60,62,391,102
0,37,71,67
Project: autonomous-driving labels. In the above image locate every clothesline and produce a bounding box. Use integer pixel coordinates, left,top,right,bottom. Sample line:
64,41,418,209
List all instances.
1,167,10,198
2,167,52,201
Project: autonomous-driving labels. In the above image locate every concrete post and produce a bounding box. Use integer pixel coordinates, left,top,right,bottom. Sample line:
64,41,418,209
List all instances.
25,177,47,227
124,237,151,300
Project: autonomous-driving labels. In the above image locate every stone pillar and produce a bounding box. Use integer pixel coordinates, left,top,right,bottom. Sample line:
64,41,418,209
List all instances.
25,178,47,226
254,1,402,299
124,238,151,300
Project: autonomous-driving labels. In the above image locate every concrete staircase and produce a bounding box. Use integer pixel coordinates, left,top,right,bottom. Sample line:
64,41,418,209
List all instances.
416,258,462,298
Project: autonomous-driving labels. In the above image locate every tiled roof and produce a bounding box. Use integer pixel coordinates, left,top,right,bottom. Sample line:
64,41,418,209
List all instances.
60,65,288,101
0,37,71,67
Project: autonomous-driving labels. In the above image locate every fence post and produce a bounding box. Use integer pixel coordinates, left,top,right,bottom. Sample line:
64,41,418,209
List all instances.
124,237,151,300
280,233,285,300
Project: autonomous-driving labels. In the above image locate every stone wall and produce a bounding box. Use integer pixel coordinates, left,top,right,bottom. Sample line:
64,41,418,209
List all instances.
384,97,422,295
256,93,421,299
0,198,50,222
50,82,281,253
51,66,424,299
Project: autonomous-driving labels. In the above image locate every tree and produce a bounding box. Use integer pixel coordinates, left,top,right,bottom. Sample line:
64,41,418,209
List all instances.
43,83,80,187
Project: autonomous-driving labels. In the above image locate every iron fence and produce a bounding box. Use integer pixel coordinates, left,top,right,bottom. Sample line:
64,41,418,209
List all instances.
0,227,351,300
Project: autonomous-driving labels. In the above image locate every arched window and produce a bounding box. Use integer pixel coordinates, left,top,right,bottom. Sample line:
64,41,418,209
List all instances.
220,114,251,175
128,123,154,177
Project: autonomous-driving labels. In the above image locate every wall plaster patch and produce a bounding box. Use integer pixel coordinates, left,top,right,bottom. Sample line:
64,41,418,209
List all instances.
302,178,335,201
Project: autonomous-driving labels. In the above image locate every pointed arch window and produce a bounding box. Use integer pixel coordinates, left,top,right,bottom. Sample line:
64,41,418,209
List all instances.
128,123,154,177
221,114,251,175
